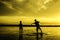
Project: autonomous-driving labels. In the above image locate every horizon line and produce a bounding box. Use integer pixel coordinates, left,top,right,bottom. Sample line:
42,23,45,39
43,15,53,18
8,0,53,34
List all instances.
0,24,60,27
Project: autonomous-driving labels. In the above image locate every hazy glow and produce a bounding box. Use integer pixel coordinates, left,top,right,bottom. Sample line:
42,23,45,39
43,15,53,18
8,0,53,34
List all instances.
0,16,60,25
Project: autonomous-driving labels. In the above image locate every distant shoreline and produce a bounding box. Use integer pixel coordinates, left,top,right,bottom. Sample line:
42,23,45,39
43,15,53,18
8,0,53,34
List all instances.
0,24,60,27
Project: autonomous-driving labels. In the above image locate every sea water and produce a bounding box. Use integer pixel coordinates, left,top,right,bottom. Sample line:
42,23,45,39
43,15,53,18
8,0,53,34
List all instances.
0,26,60,40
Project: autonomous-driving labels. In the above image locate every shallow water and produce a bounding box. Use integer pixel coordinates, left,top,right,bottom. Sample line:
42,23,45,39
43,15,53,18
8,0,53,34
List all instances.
0,26,60,40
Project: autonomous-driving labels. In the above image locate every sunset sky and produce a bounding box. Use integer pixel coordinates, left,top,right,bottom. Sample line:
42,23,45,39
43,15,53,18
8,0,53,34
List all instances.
0,0,60,16
0,0,60,24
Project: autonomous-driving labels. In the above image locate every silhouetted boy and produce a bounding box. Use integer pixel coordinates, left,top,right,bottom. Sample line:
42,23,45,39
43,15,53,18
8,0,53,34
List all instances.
33,19,43,39
19,21,23,40
19,21,23,30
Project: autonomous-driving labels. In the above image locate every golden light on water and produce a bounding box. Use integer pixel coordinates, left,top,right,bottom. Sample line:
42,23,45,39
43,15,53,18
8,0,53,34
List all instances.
1,27,60,35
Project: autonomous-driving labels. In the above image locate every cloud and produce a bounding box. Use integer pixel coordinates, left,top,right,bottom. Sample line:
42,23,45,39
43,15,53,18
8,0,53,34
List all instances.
0,0,44,16
0,0,60,16
0,0,29,15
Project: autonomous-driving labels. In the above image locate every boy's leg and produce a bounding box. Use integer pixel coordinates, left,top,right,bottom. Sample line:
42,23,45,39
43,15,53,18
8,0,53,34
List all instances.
39,27,43,39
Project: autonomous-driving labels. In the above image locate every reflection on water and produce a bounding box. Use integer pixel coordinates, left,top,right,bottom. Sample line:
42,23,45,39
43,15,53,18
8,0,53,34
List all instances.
0,26,60,40
0,26,19,40
23,27,60,35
